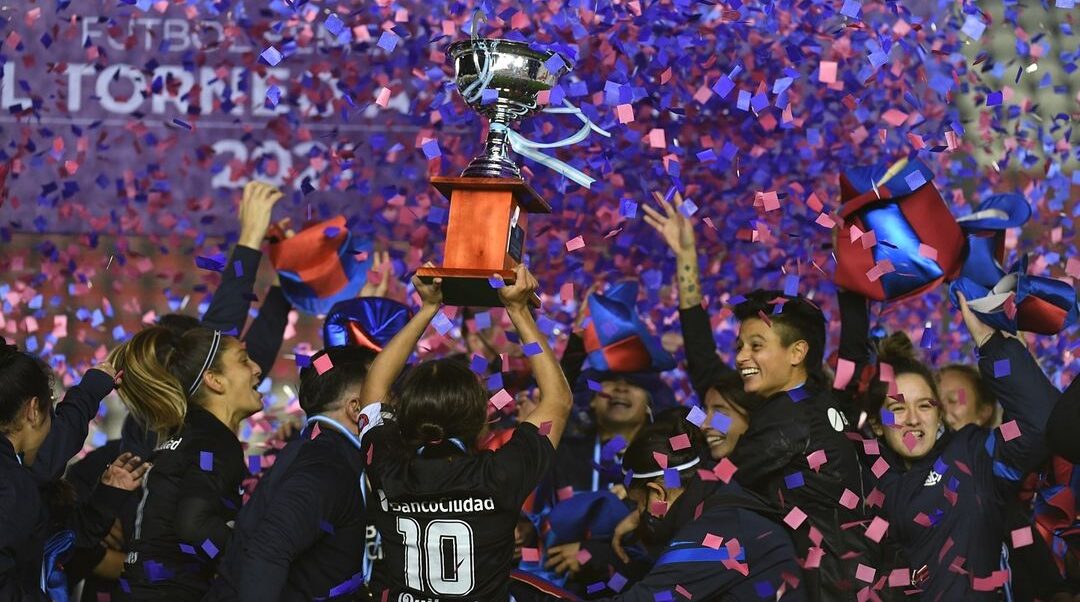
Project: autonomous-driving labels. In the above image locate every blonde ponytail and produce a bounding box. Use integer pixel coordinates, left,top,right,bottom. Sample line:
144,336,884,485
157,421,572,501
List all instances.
110,327,187,440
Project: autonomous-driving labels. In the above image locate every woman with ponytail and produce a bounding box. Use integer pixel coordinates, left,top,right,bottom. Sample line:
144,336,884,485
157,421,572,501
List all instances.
110,325,263,600
842,289,1060,600
1,339,150,600
358,264,573,600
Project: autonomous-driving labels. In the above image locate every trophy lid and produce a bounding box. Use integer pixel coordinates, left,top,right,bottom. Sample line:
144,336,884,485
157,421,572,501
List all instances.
448,38,571,120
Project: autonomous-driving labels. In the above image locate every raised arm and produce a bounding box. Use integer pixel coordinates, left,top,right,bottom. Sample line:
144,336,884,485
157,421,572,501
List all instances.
834,289,874,419
560,283,599,387
29,365,116,484
643,190,733,399
959,294,1056,479
501,264,573,447
359,267,442,407
1046,374,1080,463
241,284,291,383
201,181,283,334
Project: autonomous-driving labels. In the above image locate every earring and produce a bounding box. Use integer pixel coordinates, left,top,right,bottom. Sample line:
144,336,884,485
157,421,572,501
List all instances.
936,423,945,440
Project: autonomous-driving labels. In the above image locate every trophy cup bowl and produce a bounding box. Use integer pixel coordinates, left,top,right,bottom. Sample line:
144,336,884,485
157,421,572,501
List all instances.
448,38,570,179
416,39,568,307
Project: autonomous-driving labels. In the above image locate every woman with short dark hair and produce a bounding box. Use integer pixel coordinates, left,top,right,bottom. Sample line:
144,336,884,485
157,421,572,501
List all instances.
0,340,147,600
600,413,804,600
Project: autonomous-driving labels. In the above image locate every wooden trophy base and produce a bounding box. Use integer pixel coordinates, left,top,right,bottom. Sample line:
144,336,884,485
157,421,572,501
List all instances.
415,267,540,308
422,176,549,307
416,267,514,308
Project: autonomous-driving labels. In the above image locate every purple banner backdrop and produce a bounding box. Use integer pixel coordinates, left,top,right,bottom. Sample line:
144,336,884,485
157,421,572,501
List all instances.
1,0,476,238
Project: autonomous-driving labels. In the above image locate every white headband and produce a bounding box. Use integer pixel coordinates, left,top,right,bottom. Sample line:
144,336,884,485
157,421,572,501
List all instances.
187,330,223,397
629,457,701,480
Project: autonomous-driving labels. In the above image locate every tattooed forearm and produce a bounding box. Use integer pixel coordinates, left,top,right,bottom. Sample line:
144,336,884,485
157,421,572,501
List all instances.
676,250,703,309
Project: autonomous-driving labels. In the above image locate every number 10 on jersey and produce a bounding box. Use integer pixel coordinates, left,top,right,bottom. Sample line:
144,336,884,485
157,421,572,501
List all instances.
396,517,475,595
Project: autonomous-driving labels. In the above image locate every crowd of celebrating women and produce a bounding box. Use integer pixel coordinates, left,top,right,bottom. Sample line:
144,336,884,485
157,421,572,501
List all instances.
2,180,1078,602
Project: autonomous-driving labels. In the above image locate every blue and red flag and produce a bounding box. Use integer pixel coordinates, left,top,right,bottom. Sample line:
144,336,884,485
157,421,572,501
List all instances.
322,297,411,351
581,281,676,373
949,255,1079,335
268,215,372,316
834,158,965,302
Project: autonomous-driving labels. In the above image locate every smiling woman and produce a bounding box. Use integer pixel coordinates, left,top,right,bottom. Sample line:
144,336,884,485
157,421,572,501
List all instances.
866,332,944,462
732,290,828,398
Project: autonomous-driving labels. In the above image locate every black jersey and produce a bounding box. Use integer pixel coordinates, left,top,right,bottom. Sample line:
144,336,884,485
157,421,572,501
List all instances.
207,420,370,601
124,406,246,601
362,414,554,601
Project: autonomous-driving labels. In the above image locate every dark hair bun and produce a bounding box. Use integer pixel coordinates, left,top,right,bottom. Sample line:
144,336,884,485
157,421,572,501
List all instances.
416,422,446,444
877,332,917,363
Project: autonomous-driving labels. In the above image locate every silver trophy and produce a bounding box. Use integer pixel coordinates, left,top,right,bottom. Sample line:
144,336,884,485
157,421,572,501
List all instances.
448,38,570,179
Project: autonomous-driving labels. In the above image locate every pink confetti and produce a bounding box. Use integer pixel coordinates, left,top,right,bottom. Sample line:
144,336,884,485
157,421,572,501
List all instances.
866,260,896,283
565,236,585,252
818,61,838,84
881,109,909,127
652,451,669,469
839,488,860,510
1010,526,1033,548
783,506,808,529
669,433,691,451
855,564,877,583
313,354,334,375
865,516,889,543
815,213,837,229
833,358,856,389
807,449,827,472
713,458,738,484
375,87,392,107
489,389,513,410
888,569,910,588
647,128,666,149
999,420,1021,442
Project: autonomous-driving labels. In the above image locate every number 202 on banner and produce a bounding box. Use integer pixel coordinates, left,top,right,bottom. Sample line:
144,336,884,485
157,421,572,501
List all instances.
210,139,359,191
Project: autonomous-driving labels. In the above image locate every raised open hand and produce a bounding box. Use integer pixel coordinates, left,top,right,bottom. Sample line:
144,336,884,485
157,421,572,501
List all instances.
238,181,284,249
361,251,396,298
642,190,696,257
